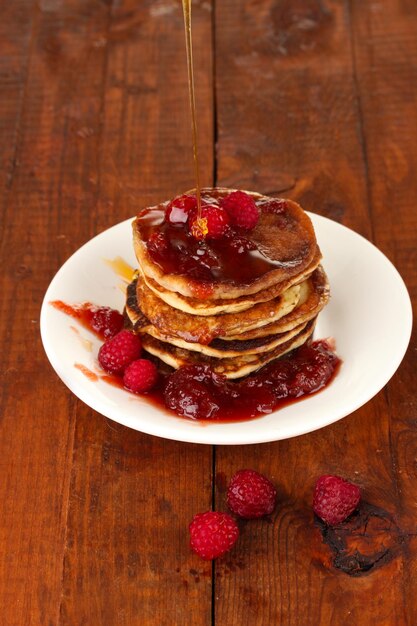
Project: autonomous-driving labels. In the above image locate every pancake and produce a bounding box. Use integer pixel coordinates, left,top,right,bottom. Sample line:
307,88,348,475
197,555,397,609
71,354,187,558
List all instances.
136,274,302,345
222,265,329,340
140,320,316,379
141,320,310,358
140,247,322,316
125,284,312,357
133,188,319,300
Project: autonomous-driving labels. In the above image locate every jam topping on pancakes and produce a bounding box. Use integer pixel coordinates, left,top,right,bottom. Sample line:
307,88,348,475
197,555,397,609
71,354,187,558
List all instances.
136,188,317,290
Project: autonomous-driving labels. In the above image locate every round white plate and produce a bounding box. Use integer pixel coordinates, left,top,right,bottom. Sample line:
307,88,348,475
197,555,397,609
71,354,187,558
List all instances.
40,214,412,445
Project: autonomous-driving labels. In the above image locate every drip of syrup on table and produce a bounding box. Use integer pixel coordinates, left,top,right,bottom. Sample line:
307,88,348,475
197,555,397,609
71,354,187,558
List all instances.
182,0,208,238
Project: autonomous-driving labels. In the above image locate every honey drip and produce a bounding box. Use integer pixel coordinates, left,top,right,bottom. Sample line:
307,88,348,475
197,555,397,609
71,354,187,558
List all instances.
182,0,206,232
104,256,135,283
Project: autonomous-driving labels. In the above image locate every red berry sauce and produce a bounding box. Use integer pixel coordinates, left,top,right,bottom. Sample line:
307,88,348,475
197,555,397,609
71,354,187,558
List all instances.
50,301,123,340
136,190,304,289
52,301,340,422
162,340,340,421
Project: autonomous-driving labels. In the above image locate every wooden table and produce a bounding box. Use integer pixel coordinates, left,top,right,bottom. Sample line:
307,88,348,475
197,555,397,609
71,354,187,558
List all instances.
1,0,416,624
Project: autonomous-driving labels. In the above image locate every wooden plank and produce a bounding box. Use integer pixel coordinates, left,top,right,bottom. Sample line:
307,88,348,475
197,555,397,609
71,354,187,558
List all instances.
58,1,214,625
0,1,111,625
0,0,213,624
0,1,35,191
214,0,409,623
349,1,417,623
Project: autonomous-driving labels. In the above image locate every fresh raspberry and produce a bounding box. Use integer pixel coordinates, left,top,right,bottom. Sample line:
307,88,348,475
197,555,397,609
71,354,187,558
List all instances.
166,194,197,225
90,306,124,339
189,511,239,560
123,359,158,393
220,191,260,230
189,205,230,239
313,475,361,525
98,330,142,374
227,469,277,519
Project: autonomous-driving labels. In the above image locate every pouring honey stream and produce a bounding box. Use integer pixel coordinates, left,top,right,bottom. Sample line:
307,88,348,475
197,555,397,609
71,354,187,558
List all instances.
182,0,208,239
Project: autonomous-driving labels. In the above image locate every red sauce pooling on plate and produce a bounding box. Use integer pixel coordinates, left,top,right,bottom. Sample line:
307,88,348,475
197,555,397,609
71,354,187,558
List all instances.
162,340,340,421
74,363,98,381
50,301,123,340
52,300,340,422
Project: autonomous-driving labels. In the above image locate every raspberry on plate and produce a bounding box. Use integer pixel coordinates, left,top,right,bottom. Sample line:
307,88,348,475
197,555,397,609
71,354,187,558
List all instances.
166,194,197,225
189,511,239,560
189,205,230,239
90,306,124,339
227,469,277,519
220,191,260,230
98,330,142,374
313,475,361,525
123,359,158,393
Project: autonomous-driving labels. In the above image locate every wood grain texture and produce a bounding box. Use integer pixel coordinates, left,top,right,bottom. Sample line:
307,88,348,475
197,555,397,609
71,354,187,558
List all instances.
349,0,417,623
0,0,416,624
214,0,414,624
0,0,214,625
55,1,214,625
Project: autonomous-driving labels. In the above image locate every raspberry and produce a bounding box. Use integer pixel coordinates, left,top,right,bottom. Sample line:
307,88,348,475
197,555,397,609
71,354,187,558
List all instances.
90,306,124,339
123,359,158,393
98,330,142,374
189,205,230,239
166,194,197,225
189,511,239,560
220,191,260,230
313,475,361,525
227,469,277,519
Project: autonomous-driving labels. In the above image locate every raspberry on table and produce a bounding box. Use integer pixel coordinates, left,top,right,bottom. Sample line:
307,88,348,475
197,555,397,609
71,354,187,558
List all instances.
98,330,142,374
313,475,361,525
227,469,277,519
189,205,230,239
220,191,260,230
166,194,197,225
189,511,239,560
123,359,158,393
90,306,124,339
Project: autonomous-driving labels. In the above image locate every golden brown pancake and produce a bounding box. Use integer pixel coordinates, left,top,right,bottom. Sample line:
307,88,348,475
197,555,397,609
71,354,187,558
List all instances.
222,265,329,340
124,286,312,357
136,274,302,345
140,320,316,379
139,247,322,316
133,188,319,300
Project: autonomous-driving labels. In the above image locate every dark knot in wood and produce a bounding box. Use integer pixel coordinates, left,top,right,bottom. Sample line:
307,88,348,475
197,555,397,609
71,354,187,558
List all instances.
316,501,405,576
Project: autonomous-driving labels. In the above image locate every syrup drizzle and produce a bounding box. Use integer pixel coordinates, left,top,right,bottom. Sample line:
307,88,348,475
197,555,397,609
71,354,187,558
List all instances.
104,256,135,283
182,0,207,235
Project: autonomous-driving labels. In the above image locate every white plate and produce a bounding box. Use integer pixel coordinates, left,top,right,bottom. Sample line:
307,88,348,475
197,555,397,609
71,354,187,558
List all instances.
40,214,412,445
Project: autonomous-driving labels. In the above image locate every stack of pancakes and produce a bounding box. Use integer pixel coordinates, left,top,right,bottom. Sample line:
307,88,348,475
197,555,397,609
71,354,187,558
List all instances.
125,188,329,379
